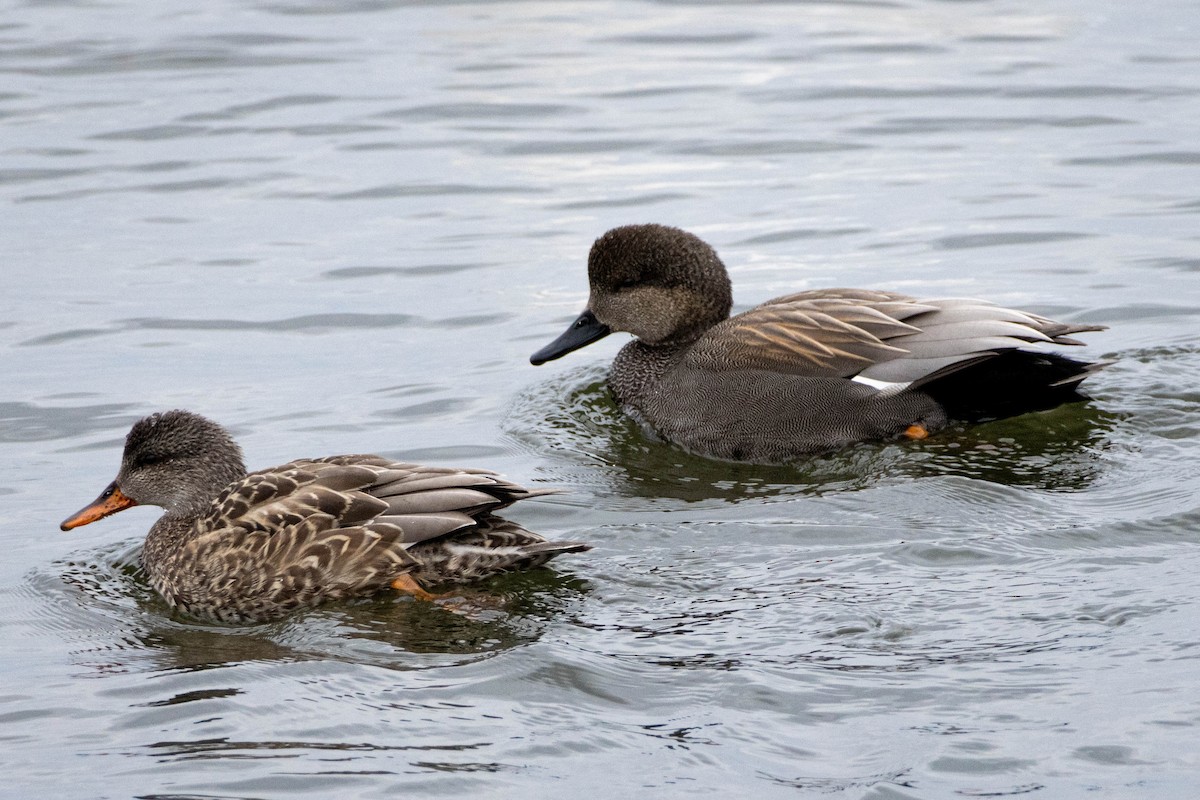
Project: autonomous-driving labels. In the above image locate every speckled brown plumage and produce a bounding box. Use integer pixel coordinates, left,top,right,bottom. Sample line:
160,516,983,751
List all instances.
531,224,1108,463
61,411,588,623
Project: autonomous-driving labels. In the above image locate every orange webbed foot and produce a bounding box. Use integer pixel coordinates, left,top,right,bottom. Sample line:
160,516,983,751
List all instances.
391,573,441,602
392,574,510,619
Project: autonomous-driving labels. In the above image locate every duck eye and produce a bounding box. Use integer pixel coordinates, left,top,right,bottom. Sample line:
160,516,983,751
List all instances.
134,452,168,468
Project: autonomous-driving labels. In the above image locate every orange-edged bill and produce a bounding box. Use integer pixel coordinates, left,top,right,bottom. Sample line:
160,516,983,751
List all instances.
60,481,138,531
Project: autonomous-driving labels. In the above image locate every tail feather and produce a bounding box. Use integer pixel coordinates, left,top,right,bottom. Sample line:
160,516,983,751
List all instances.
1040,322,1108,345
519,540,592,556
1049,358,1114,387
914,349,1107,423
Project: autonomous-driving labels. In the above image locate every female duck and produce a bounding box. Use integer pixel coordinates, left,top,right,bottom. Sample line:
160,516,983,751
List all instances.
531,224,1106,463
61,410,588,623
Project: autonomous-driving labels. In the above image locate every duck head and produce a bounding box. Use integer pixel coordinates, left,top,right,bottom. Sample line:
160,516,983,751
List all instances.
61,410,247,530
531,224,733,364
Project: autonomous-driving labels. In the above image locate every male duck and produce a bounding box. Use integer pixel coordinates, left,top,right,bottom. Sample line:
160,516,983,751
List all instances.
61,410,588,623
531,224,1107,463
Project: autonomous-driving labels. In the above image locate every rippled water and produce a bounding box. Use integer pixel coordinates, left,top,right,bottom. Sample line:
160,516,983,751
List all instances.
4,1,1200,797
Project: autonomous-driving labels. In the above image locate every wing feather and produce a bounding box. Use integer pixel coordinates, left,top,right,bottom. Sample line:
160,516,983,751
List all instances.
687,290,924,378
163,454,579,621
686,289,1105,384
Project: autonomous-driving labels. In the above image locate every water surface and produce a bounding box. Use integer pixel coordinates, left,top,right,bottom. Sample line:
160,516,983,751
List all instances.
3,1,1200,798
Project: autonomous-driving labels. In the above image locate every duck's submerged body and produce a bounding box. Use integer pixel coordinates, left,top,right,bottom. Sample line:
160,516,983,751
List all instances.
609,339,946,461
62,413,588,624
532,225,1107,463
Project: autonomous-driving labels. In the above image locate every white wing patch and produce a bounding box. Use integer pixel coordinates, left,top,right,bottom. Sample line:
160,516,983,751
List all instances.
850,374,910,392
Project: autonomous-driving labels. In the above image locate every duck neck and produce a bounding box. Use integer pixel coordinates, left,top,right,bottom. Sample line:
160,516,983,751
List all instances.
609,340,690,409
140,461,247,576
141,514,197,580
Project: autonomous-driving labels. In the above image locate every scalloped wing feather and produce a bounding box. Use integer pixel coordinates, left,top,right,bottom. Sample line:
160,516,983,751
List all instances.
157,454,580,622
687,290,1105,385
161,520,423,622
687,291,929,378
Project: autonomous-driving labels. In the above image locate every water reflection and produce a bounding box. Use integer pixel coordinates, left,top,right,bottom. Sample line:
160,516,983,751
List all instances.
140,735,490,762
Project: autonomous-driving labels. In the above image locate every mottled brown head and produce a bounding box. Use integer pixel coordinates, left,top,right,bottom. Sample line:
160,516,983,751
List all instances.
586,224,733,345
530,224,734,364
117,410,246,511
61,410,247,530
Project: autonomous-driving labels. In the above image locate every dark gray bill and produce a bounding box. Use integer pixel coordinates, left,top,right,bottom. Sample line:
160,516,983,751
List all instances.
530,309,612,365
